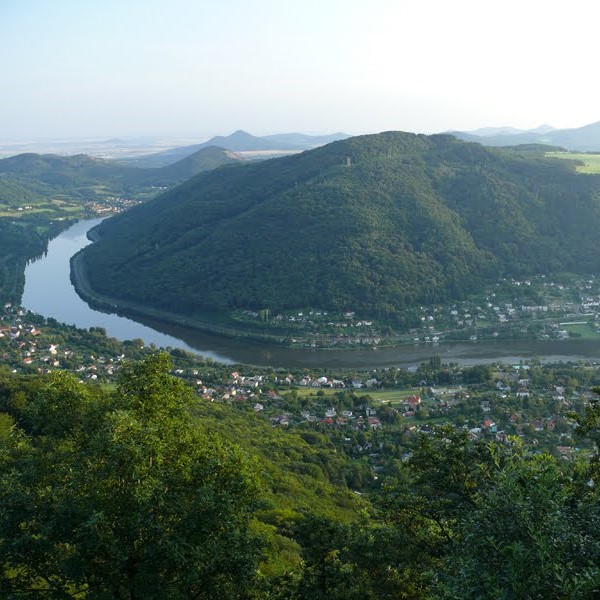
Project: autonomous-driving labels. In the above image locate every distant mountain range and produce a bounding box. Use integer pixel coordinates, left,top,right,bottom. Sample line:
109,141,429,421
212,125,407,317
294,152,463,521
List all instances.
449,120,600,151
0,129,351,203
121,130,351,168
79,131,600,323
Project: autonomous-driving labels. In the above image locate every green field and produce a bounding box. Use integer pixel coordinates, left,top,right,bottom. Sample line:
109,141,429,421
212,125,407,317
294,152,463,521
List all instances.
561,322,600,339
295,387,422,405
547,151,600,174
368,388,423,405
0,199,84,219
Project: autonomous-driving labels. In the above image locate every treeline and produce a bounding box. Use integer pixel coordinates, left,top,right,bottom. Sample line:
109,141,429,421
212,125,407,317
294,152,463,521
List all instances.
0,217,74,303
81,132,600,323
1,354,599,598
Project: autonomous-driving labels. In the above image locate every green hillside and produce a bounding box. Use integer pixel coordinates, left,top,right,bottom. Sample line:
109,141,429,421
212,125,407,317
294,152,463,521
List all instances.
80,131,600,322
0,146,244,202
2,354,600,597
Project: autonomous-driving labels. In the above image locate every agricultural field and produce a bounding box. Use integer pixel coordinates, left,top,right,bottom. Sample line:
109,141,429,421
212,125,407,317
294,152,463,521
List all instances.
560,322,600,339
295,386,423,405
0,198,84,219
547,151,600,174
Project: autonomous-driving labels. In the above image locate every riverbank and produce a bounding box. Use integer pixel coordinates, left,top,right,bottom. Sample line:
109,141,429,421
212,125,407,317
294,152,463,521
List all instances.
69,251,600,358
69,244,600,354
23,218,600,368
70,250,303,346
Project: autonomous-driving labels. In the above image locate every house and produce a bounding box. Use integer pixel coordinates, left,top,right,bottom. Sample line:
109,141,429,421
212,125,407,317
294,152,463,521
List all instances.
483,419,497,433
556,446,573,457
469,427,482,440
271,414,290,426
531,419,544,432
403,394,421,407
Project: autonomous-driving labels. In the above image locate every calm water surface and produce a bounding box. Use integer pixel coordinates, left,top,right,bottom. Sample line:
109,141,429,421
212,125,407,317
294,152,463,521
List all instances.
21,219,600,368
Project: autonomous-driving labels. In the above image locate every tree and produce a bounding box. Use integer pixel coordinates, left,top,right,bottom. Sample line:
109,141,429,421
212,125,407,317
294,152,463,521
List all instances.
0,354,263,599
571,386,600,476
437,454,600,599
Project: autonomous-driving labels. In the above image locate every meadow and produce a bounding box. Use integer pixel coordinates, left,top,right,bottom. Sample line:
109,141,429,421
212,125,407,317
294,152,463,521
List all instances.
547,151,600,174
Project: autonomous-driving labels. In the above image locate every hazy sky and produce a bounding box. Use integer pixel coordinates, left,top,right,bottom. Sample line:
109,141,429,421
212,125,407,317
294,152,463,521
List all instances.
2,0,599,140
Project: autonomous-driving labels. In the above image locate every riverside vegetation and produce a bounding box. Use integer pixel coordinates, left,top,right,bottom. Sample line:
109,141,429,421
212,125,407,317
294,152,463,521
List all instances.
0,145,245,305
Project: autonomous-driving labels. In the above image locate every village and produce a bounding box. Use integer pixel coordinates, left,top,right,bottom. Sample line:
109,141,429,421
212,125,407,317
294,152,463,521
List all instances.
1,300,595,466
233,273,600,348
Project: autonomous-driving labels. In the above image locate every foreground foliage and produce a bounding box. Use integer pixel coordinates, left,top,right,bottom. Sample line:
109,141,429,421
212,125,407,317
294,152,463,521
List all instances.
1,357,600,598
0,355,261,598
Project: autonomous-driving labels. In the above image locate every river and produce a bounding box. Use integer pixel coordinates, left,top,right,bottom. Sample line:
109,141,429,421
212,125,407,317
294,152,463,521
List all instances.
20,218,600,368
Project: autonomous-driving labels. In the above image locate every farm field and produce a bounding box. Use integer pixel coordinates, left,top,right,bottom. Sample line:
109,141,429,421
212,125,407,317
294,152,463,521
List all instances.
547,151,600,174
560,322,600,339
295,386,423,405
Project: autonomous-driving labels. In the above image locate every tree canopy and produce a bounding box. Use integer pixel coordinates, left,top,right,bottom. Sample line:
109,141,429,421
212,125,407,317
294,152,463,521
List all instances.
0,354,262,599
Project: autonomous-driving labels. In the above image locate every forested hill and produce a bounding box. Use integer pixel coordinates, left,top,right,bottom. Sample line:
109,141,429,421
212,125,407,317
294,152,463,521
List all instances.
0,146,244,200
81,131,600,320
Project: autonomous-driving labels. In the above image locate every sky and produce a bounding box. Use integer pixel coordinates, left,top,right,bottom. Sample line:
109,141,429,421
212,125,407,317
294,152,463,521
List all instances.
2,0,600,140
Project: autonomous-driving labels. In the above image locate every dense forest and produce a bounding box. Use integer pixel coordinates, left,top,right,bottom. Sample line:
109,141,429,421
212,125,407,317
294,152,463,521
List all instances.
80,132,600,323
1,354,599,598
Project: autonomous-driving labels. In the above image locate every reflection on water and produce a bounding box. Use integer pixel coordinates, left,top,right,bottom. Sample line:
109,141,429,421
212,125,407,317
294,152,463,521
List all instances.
22,219,232,364
21,219,600,368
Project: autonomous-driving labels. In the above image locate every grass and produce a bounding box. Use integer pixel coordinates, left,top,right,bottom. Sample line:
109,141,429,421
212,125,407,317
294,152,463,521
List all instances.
0,199,85,218
294,386,422,406
561,323,600,340
546,151,600,174
368,388,422,405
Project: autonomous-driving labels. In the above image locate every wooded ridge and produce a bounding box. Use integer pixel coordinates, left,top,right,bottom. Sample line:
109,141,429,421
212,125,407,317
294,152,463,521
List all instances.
81,131,600,323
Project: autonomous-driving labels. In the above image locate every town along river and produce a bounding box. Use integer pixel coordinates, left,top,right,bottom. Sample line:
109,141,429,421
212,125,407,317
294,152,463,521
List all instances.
21,218,600,369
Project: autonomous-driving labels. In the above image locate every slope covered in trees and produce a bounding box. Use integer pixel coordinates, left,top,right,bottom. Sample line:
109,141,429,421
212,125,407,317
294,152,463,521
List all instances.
1,356,600,597
80,131,600,322
0,146,244,201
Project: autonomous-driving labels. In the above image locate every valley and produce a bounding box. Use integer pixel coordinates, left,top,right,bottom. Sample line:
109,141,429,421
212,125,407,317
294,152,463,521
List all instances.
3,130,600,597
